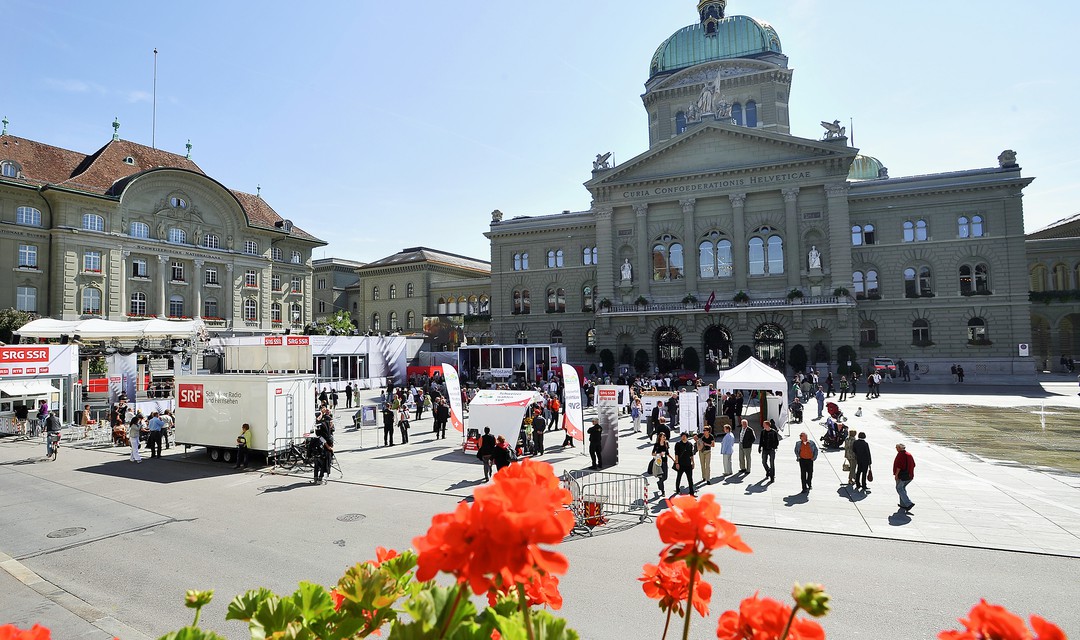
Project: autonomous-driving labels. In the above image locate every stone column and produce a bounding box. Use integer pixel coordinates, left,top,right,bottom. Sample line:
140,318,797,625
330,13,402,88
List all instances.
594,206,614,297
729,193,748,291
824,183,852,290
680,198,698,293
157,255,169,317
634,203,650,297
117,250,129,318
225,264,234,326
193,259,204,318
782,187,801,288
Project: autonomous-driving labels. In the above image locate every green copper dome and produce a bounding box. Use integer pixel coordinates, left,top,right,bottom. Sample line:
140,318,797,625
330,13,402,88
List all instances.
649,15,782,79
848,154,887,181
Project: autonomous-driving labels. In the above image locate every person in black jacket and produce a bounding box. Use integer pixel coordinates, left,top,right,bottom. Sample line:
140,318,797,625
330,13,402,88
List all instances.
852,431,873,492
382,407,395,447
478,427,497,481
758,419,780,482
673,432,696,496
738,419,756,474
434,397,451,439
587,419,603,469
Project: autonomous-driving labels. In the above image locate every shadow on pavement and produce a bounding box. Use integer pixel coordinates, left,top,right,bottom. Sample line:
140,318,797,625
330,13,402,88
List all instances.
446,478,485,492
888,510,912,526
783,492,809,507
433,451,481,464
373,446,443,460
75,458,239,483
839,486,867,502
0,456,48,466
744,479,770,495
259,482,313,494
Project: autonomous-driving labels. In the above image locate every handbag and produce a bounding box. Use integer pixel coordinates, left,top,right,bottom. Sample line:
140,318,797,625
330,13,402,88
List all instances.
867,467,874,482
842,461,851,472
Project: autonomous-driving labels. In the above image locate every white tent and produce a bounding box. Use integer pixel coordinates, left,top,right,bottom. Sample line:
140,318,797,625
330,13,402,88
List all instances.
17,318,203,340
466,389,541,450
715,357,789,427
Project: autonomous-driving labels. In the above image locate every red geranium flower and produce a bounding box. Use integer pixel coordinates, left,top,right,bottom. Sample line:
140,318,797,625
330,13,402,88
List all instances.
413,459,574,595
521,572,564,610
938,599,1067,640
373,546,398,567
657,494,751,568
640,560,712,617
716,594,825,640
330,588,345,611
0,625,52,640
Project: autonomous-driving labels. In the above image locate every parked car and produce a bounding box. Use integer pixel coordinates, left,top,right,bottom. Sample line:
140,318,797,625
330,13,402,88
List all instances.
672,370,700,385
871,357,897,377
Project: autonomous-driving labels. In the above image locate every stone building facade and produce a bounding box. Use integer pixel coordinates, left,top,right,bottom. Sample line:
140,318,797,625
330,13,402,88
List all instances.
485,1,1036,380
313,257,364,323
0,123,325,333
1026,214,1080,370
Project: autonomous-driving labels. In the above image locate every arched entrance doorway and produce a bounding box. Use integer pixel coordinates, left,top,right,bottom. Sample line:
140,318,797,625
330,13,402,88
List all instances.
655,325,683,373
1031,314,1050,370
702,325,733,373
754,323,786,370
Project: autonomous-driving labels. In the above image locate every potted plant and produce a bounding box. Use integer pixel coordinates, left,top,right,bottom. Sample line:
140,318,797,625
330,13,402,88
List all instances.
598,297,612,310
635,295,649,308
682,293,698,307
787,288,804,303
833,286,850,298
733,291,750,305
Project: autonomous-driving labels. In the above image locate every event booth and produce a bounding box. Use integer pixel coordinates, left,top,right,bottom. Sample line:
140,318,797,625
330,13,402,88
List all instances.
714,357,789,431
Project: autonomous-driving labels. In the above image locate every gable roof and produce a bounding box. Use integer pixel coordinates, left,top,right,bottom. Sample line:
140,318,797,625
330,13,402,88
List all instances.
1027,212,1080,240
359,246,490,274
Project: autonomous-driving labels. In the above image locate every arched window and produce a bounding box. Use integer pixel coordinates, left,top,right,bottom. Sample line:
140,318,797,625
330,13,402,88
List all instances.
967,317,988,343
516,330,528,345
271,247,283,261
904,266,933,297
675,111,687,134
547,249,564,268
1030,265,1047,292
852,224,876,246
582,285,594,312
82,213,105,231
512,290,531,314
170,295,186,318
205,234,220,249
389,312,398,331
290,303,302,324
767,235,784,274
749,237,765,275
1,161,17,177
130,221,149,238
550,329,564,344
744,100,757,127
586,328,597,348
271,302,282,323
445,296,456,314
971,215,985,237
1052,264,1068,290
244,240,259,255
731,102,743,126
291,251,302,264
372,286,380,301
582,246,598,265
389,285,397,300
866,270,879,297
958,216,970,238
467,295,478,314
82,288,102,315
479,295,490,314
652,234,684,280
130,291,147,316
853,271,865,299
438,297,447,314
912,319,931,344
859,320,878,346
242,299,257,321
960,264,990,294
748,228,783,276
406,310,415,329
513,252,529,270
916,219,928,241
852,225,863,246
371,313,380,332
406,282,415,298
16,206,42,226
546,288,566,313
168,228,187,244
698,232,732,278
903,221,914,242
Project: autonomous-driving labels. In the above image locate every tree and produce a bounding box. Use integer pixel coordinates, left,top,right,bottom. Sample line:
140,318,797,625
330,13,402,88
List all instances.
789,344,808,374
599,348,615,373
0,308,35,343
836,346,858,376
682,347,700,373
315,310,357,335
634,349,650,374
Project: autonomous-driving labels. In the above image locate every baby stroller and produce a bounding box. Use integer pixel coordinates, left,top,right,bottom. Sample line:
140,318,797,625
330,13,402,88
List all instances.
826,401,845,422
820,420,848,449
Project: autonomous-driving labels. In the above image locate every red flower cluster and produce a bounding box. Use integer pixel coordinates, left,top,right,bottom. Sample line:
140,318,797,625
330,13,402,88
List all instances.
412,459,574,600
372,546,398,567
656,494,752,566
0,626,52,640
939,599,1066,640
639,560,713,617
716,594,825,640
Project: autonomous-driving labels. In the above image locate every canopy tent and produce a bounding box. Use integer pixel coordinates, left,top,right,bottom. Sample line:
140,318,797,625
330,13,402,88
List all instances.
715,356,789,428
465,389,542,449
17,318,204,341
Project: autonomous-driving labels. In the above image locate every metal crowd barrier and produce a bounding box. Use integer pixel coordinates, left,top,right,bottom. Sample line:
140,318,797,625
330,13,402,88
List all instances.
561,469,652,536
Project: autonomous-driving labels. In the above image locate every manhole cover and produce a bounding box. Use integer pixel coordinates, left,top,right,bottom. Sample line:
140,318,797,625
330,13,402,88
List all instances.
46,527,86,539
336,513,366,523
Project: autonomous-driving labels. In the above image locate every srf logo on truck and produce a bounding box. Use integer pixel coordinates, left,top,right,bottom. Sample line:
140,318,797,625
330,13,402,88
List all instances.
178,384,204,408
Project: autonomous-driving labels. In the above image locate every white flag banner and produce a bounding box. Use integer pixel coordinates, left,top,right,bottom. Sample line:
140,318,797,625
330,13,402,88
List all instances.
678,391,699,434
107,353,137,406
441,364,465,433
561,364,585,446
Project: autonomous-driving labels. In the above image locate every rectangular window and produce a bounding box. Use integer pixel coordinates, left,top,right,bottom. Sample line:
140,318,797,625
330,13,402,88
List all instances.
16,286,36,312
271,275,281,291
171,261,185,282
131,258,148,277
319,300,326,313
84,251,102,272
205,267,218,285
291,276,301,293
204,299,218,318
245,270,258,287
18,244,37,268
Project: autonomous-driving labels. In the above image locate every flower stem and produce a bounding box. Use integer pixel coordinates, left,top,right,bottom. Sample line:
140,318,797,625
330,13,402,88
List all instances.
192,605,202,628
778,605,799,640
661,609,672,640
438,584,465,638
680,566,697,640
518,583,536,640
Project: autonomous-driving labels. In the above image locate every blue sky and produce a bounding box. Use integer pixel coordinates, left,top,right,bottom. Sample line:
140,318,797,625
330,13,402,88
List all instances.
7,1,1077,263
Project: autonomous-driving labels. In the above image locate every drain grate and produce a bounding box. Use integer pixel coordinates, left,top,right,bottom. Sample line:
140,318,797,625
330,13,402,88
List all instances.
46,527,86,539
336,513,366,523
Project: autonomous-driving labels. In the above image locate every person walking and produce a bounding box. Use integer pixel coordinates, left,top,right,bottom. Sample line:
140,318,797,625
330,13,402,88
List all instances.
146,411,164,459
814,386,825,420
758,419,780,482
825,372,835,397
479,427,497,481
397,405,411,444
697,426,715,485
893,443,916,512
234,423,251,469
330,388,339,411
382,406,396,446
127,413,144,463
414,389,425,421
532,412,546,455
434,398,450,439
853,432,872,491
720,424,735,476
648,401,664,441
345,382,353,409
838,376,849,402
651,433,671,496
738,419,755,474
843,428,858,485
493,435,513,472
795,432,818,493
311,422,334,485
587,419,603,469
631,396,643,434
673,432,696,496
548,395,561,431
161,409,174,449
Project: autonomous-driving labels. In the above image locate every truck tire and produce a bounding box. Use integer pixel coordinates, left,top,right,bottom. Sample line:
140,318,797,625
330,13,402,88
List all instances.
208,448,222,462
222,449,234,463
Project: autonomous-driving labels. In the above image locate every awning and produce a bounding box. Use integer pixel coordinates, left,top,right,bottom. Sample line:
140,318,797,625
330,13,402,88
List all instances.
0,380,57,397
17,317,203,340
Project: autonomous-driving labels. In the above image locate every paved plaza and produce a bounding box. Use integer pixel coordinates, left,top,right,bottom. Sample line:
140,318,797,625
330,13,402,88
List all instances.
1,377,1079,638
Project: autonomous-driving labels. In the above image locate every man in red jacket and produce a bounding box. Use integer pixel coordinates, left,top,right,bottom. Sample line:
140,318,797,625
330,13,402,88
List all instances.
893,443,916,512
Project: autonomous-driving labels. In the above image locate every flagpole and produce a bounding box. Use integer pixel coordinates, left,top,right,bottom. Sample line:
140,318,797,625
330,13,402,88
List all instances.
152,48,158,149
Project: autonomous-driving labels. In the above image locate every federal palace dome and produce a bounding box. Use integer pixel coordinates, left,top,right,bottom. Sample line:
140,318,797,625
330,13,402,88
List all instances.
649,1,782,79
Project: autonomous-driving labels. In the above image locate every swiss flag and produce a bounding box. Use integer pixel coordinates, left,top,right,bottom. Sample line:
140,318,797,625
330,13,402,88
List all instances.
704,291,716,312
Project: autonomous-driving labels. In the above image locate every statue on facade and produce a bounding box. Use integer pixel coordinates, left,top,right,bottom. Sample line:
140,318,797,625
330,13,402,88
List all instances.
593,152,612,171
808,245,822,269
491,209,503,223
621,258,633,281
696,79,718,115
820,120,846,139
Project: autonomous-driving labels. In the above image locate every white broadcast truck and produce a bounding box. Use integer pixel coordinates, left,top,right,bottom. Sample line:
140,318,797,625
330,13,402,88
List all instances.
173,374,316,463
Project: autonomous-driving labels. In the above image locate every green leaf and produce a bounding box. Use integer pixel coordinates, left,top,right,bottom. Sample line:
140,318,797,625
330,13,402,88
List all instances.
226,588,276,622
530,610,580,640
251,597,302,637
291,581,335,621
156,627,230,640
